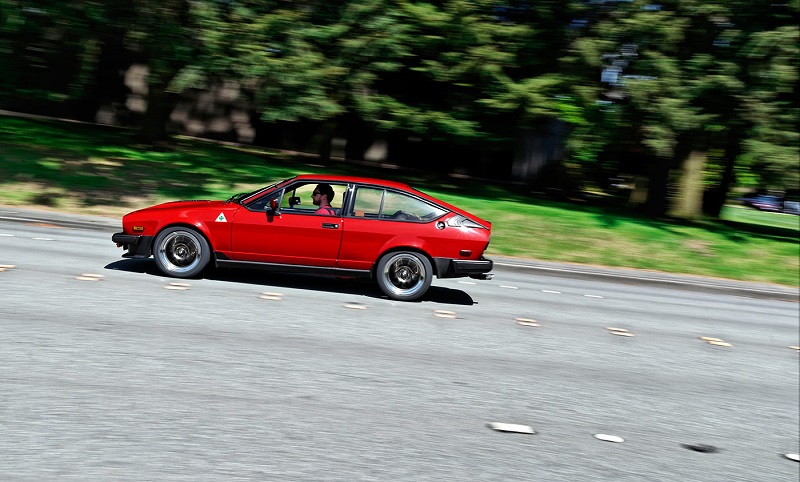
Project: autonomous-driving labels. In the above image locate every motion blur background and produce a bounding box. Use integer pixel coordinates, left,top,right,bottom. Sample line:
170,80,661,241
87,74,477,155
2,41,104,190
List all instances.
0,0,797,219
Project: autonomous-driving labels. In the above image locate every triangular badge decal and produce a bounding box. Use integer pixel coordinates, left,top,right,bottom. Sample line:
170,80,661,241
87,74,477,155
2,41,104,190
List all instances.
216,212,227,222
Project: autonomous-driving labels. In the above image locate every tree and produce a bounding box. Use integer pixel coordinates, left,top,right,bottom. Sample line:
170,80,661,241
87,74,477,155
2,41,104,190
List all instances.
0,0,198,142
562,0,798,218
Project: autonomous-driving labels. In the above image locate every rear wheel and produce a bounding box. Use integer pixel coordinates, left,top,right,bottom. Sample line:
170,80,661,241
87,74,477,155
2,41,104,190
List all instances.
153,227,210,278
376,251,433,301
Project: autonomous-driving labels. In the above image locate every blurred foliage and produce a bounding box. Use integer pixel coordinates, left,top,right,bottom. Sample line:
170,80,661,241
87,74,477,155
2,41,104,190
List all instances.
0,0,797,218
0,115,796,286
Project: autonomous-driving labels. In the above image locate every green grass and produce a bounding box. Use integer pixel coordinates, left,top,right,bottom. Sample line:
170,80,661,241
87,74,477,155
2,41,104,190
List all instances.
1,115,798,287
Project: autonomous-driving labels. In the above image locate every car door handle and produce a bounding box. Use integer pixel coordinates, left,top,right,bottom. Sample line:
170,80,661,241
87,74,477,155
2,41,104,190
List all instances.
322,223,339,229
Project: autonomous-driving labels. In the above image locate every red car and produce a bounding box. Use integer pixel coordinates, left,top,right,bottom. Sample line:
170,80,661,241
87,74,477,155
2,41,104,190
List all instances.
112,174,493,300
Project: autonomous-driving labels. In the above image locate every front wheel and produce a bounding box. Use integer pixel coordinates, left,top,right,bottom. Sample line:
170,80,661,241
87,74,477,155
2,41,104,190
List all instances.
153,227,211,278
375,251,433,301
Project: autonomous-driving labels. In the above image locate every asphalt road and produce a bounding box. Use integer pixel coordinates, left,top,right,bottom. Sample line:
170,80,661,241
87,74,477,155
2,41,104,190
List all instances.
1,211,798,481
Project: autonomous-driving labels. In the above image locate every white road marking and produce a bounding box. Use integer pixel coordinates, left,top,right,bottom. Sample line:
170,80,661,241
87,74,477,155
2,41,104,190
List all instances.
33,237,54,241
164,285,189,291
784,453,800,462
81,273,105,279
500,285,519,290
344,303,367,310
541,290,561,294
0,234,14,237
261,292,284,297
169,282,192,287
458,281,476,285
584,294,605,299
610,331,635,337
0,264,16,269
75,276,101,281
606,327,628,332
699,336,724,342
259,295,283,301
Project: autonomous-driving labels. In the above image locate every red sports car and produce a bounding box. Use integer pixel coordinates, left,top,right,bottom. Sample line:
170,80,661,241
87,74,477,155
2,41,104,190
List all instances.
112,174,493,300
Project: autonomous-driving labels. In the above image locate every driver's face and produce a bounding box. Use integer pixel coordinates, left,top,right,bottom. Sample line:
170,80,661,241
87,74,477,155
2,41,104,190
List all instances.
312,189,322,206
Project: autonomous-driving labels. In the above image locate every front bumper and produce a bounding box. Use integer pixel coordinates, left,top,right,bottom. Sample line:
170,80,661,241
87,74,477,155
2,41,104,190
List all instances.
112,232,154,258
434,257,494,279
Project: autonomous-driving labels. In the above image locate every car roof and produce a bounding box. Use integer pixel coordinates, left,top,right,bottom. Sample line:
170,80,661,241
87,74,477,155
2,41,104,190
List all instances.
293,174,413,191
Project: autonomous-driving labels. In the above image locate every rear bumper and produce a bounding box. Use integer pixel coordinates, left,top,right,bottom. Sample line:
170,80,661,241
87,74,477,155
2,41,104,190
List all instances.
434,257,494,279
112,232,153,258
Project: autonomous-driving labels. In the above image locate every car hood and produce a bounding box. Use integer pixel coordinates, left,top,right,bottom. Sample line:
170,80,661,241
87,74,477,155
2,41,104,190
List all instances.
131,200,226,214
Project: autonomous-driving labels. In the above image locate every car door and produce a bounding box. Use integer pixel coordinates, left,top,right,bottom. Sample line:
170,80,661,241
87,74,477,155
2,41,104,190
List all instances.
336,185,447,271
229,182,346,267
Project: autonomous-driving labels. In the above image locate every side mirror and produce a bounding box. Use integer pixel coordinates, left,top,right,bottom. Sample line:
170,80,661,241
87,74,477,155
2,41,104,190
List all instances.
289,196,301,207
269,198,280,215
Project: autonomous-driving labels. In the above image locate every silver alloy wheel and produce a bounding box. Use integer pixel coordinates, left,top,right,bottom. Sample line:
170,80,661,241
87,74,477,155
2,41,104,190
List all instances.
381,252,428,298
156,230,204,275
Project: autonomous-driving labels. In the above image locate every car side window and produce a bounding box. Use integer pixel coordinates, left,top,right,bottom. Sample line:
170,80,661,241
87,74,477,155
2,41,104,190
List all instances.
246,191,280,211
349,187,384,218
280,182,346,214
381,190,445,221
349,187,445,221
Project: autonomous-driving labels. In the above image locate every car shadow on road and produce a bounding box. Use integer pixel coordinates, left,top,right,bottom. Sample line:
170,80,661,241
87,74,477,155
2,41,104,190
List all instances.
104,259,475,305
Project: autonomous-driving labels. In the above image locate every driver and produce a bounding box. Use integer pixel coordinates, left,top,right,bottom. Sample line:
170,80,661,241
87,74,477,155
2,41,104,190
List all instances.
312,183,336,215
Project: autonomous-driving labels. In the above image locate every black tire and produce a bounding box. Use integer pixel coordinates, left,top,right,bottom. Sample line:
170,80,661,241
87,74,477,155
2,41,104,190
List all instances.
375,251,433,301
152,227,211,278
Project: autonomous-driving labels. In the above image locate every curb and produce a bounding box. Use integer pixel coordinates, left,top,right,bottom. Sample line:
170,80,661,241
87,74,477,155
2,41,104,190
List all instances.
492,259,799,302
2,206,797,302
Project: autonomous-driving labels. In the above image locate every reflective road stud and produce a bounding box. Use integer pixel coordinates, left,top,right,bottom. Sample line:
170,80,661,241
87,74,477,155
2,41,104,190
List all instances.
783,453,799,462
487,422,536,434
515,317,540,327
165,282,191,291
344,303,367,310
593,434,624,443
433,310,456,319
707,340,733,347
681,444,719,453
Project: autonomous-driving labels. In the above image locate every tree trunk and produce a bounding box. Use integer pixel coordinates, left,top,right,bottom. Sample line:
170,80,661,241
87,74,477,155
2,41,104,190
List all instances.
704,128,741,217
644,157,671,216
511,120,567,185
668,149,707,219
139,81,171,143
314,120,337,164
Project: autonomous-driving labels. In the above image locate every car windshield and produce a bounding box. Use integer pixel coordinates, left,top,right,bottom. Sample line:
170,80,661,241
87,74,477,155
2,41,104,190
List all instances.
225,180,283,205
